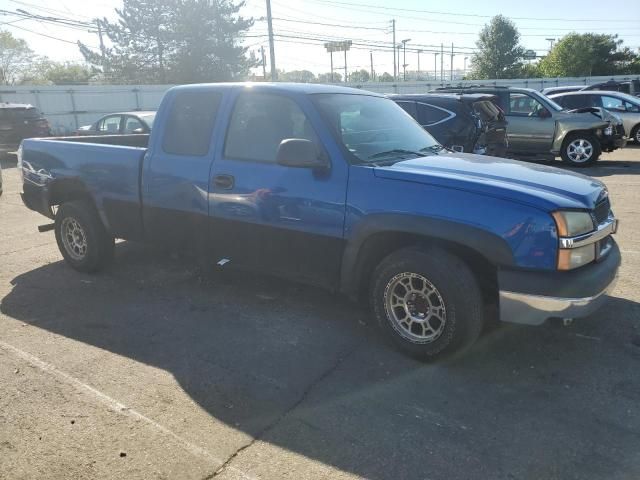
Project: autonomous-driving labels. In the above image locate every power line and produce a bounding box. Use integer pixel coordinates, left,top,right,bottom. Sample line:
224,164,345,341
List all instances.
6,22,97,47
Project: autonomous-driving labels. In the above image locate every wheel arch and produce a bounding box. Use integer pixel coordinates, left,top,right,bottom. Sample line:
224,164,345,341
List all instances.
47,178,111,232
340,214,513,304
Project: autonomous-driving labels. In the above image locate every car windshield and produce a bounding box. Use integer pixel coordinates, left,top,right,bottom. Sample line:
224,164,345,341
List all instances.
139,113,156,128
311,93,440,163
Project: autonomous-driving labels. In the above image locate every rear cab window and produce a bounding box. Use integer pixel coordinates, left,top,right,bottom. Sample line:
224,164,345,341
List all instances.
162,91,222,156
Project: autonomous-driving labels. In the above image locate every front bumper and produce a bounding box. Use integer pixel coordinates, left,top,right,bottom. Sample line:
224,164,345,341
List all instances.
498,240,620,325
21,181,54,219
599,134,627,152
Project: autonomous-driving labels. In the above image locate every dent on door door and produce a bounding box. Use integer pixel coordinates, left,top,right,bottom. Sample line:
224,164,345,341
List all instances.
209,91,348,288
506,93,554,154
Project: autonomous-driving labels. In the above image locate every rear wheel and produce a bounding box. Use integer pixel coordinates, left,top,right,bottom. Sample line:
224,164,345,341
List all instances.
54,200,114,272
371,247,484,360
561,133,600,167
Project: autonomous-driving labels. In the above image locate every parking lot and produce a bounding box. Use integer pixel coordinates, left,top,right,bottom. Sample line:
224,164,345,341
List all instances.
1,149,639,480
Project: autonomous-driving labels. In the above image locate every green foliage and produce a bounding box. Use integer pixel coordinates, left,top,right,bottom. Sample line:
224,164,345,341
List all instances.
0,30,34,85
378,72,394,82
349,69,370,83
317,72,341,83
79,0,255,84
280,70,316,82
538,34,639,77
470,15,524,79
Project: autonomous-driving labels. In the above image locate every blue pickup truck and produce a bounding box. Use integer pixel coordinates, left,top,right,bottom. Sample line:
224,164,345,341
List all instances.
18,83,620,359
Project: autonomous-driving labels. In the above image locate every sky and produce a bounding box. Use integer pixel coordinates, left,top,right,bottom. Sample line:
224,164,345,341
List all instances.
1,0,639,79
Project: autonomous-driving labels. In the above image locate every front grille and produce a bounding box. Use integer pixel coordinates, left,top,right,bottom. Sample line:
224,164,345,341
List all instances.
593,197,611,225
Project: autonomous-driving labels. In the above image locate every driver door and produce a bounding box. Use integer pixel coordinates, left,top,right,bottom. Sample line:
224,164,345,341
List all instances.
505,93,554,155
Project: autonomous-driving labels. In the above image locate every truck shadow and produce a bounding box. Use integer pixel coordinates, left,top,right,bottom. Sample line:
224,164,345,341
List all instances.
2,242,640,480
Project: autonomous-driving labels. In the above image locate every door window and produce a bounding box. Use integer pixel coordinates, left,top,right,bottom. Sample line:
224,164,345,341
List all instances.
416,103,452,125
396,101,417,119
98,115,122,133
224,93,319,163
601,96,626,112
123,116,144,134
558,95,589,110
508,93,547,117
162,91,222,156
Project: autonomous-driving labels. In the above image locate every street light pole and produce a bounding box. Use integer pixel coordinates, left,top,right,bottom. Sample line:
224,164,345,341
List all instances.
417,49,423,80
434,53,439,81
401,38,410,81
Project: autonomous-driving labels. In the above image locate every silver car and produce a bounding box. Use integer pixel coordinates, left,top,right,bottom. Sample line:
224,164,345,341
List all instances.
550,91,640,143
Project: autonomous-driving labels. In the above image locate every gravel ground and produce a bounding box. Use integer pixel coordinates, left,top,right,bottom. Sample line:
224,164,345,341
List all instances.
1,148,639,480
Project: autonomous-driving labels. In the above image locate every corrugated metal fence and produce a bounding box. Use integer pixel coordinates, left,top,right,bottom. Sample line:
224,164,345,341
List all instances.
1,75,638,134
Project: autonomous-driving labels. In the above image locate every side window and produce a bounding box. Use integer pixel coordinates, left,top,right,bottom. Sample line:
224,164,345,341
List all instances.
624,101,640,113
560,95,588,110
98,115,122,133
396,101,417,119
225,93,319,163
123,116,144,134
416,103,451,125
162,91,222,156
601,96,626,112
508,93,546,116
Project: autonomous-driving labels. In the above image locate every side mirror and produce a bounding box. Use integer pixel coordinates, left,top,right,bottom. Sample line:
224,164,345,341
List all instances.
276,139,328,169
538,108,551,118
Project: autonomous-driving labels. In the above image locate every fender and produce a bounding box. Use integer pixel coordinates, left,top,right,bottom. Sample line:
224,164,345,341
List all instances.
339,213,515,296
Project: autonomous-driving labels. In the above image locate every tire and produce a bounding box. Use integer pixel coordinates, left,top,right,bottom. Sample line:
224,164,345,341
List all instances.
54,200,114,273
631,125,640,144
370,246,484,360
560,133,600,167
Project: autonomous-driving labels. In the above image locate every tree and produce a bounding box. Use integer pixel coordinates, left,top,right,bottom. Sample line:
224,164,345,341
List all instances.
378,72,394,82
79,0,254,84
349,69,370,83
280,70,316,82
538,34,639,77
317,72,341,83
470,15,524,79
0,30,35,85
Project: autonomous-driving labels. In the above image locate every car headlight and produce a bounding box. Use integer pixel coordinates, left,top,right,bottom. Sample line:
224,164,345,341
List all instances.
552,211,595,237
604,125,613,136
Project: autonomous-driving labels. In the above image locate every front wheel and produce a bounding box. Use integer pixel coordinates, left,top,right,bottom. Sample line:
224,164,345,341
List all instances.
371,247,484,360
54,200,114,273
561,133,600,167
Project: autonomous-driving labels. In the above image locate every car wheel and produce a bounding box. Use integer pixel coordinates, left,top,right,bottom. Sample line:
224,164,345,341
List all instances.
371,246,484,360
54,200,114,273
560,133,600,167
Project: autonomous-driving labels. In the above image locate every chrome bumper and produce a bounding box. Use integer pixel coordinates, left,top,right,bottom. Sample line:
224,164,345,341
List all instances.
499,276,617,326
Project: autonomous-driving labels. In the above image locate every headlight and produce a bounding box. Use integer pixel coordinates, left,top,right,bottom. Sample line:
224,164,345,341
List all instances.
552,211,595,237
604,125,613,136
557,244,596,270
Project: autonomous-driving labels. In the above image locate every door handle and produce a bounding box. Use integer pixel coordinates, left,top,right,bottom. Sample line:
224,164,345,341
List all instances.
213,174,234,190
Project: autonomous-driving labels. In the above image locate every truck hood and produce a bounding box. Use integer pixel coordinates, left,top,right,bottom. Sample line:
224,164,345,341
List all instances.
372,152,605,211
554,109,610,127
564,107,622,125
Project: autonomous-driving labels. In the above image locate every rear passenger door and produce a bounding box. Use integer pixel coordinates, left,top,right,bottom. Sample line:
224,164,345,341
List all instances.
143,89,224,250
208,90,348,288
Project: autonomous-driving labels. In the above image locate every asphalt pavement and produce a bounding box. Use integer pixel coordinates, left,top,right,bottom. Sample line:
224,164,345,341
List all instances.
1,149,639,480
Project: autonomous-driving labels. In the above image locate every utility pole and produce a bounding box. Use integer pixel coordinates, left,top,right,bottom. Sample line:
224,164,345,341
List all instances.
417,49,422,79
370,51,374,80
440,43,444,81
344,48,348,83
96,19,105,62
330,51,334,82
261,46,267,79
434,53,439,81
464,56,468,75
401,39,410,81
450,43,454,81
397,44,402,80
265,0,277,81
391,19,396,81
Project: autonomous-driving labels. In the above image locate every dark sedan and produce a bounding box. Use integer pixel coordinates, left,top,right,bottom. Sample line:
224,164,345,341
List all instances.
0,103,51,154
76,111,156,136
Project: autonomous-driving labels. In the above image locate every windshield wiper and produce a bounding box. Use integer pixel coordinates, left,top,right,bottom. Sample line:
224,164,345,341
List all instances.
368,149,427,160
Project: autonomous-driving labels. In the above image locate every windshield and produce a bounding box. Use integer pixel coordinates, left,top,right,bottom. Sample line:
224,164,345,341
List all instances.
312,93,440,163
139,113,156,128
532,91,563,112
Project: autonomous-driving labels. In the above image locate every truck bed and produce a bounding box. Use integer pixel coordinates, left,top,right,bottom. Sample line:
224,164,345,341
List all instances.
20,135,148,239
